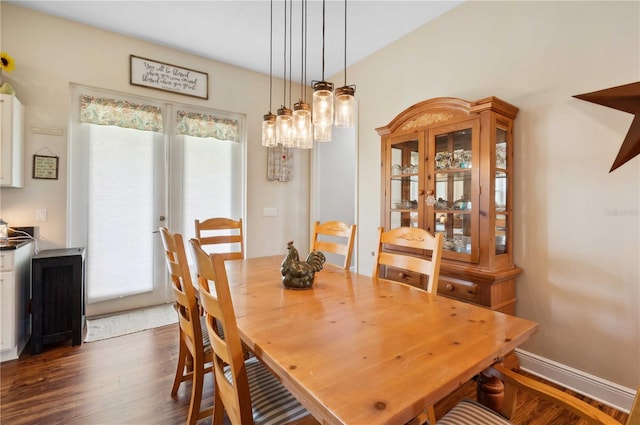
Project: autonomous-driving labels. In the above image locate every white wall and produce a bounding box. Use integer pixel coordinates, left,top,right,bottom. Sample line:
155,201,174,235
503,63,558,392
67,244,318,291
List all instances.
347,1,639,391
1,3,311,258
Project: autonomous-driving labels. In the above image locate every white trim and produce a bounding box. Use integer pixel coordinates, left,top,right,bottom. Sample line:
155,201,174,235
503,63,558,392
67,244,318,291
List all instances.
516,349,636,413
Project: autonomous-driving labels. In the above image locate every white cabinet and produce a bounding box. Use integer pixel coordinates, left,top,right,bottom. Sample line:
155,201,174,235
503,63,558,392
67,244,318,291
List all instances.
0,242,34,362
0,93,25,188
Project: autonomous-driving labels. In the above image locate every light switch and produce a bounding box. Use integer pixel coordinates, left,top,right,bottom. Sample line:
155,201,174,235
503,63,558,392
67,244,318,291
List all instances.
36,209,47,221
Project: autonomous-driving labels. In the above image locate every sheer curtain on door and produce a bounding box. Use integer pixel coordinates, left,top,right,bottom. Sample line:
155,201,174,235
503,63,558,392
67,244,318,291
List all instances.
70,93,168,315
172,109,244,245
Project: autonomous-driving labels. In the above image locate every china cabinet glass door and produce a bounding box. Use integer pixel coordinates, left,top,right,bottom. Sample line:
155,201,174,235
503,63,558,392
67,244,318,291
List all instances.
495,125,509,256
429,121,480,263
385,133,424,231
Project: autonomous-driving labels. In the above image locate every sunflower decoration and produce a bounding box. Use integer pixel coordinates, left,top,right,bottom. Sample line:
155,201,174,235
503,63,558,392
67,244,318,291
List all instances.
0,52,17,94
1,52,16,79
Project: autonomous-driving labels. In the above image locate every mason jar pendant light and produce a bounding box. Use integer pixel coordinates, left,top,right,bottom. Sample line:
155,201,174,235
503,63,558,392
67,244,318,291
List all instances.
276,106,294,147
294,100,313,148
312,0,334,131
335,0,355,128
261,0,277,147
313,81,334,127
334,86,355,128
276,0,294,147
262,113,277,146
293,0,313,149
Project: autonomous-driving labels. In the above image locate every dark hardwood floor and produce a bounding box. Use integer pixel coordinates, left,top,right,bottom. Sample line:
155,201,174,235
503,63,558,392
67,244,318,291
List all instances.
1,323,629,425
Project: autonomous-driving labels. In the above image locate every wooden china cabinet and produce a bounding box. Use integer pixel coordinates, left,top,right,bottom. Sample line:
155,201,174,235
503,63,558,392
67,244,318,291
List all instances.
376,97,521,315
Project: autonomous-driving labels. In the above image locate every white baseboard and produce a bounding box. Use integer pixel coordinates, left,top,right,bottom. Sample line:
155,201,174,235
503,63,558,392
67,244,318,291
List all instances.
515,349,636,413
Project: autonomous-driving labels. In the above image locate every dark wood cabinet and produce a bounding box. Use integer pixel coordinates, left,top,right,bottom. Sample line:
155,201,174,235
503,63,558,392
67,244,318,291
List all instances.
31,248,86,354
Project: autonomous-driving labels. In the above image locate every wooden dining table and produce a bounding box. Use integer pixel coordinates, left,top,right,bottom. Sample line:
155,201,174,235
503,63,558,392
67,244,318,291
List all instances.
224,255,538,425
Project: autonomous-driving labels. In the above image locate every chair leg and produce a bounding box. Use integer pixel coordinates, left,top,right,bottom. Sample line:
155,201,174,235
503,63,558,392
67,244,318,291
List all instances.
426,405,436,424
212,382,225,425
186,355,205,425
406,405,436,425
172,338,188,396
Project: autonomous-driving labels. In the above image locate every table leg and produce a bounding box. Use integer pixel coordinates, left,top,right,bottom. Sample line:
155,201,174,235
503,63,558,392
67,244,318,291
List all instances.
477,370,504,411
477,351,520,412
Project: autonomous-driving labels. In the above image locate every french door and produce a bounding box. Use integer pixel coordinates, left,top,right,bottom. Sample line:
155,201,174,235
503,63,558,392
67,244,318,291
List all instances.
69,85,245,317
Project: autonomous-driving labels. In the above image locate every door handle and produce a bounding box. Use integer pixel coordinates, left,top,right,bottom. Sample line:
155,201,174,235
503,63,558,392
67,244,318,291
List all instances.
153,216,166,233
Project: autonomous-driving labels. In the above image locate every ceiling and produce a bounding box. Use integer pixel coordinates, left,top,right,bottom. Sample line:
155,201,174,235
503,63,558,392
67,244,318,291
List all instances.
10,0,462,84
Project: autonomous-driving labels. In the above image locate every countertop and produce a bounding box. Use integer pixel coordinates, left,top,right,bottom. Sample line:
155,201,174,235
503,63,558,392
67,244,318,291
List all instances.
0,239,34,250
0,227,37,250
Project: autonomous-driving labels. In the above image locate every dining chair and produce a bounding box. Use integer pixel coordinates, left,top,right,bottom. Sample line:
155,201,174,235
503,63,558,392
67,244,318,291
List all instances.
159,227,213,425
372,226,444,294
188,239,319,425
425,363,640,425
310,220,356,270
372,226,443,425
194,217,244,260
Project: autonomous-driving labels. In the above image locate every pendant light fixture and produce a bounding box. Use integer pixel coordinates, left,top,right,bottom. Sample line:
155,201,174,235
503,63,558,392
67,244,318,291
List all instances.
262,113,277,147
276,106,293,147
312,0,334,133
262,0,356,148
276,0,294,147
294,101,313,148
294,0,313,149
334,0,356,128
261,0,276,146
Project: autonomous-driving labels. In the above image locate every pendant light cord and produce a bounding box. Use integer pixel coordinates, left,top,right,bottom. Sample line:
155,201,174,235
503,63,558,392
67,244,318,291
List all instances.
321,0,326,81
289,0,292,107
304,0,307,99
300,0,306,100
343,0,347,86
282,0,287,107
269,0,273,112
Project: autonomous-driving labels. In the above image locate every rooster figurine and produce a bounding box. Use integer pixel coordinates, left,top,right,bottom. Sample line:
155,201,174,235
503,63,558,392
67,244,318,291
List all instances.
281,241,326,289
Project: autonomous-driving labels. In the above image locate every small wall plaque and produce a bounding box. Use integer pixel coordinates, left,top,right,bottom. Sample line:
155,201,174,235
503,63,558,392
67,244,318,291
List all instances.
32,154,59,180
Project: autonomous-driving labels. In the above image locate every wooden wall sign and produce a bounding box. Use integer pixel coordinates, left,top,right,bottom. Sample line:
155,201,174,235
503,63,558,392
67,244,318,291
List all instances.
130,55,208,99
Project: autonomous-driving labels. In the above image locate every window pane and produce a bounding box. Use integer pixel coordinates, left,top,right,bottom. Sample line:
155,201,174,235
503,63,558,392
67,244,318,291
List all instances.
182,135,240,253
87,125,155,301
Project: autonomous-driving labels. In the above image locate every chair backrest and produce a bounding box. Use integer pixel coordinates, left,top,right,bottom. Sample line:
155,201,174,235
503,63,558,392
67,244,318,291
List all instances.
492,364,640,425
159,227,204,357
188,239,253,425
372,226,444,294
194,217,244,260
310,220,356,270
